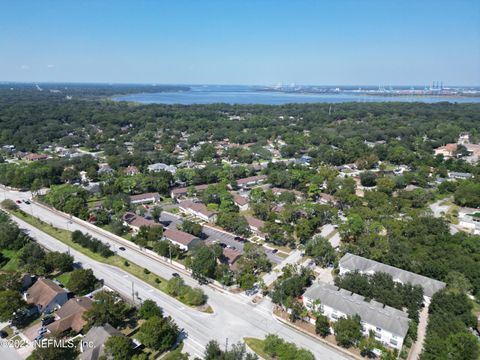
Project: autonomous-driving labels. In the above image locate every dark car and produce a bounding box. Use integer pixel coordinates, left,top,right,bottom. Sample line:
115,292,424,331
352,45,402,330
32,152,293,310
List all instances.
41,316,54,326
218,243,227,248
272,249,278,254
24,200,31,205
0,330,7,338
234,236,246,242
16,200,22,204
119,247,126,251
172,273,180,278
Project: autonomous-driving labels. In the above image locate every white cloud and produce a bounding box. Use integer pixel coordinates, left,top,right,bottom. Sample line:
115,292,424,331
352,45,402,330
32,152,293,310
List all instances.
47,64,55,68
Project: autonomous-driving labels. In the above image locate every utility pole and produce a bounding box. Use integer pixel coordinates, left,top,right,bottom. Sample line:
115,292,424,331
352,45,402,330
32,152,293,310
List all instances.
169,243,172,263
225,338,228,353
131,281,135,305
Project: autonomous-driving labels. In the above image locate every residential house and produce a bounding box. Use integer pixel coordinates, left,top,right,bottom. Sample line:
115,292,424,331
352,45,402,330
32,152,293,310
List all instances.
233,194,249,211
24,153,49,162
122,212,160,233
129,192,161,205
236,175,267,188
245,216,265,239
459,212,480,235
97,163,113,175
222,248,242,269
271,187,305,201
303,282,409,350
318,192,338,206
448,172,473,180
295,155,312,166
24,278,69,314
434,143,457,158
179,200,217,223
124,166,140,176
47,297,93,335
79,323,123,360
339,253,446,303
147,162,176,174
171,184,211,200
163,228,199,251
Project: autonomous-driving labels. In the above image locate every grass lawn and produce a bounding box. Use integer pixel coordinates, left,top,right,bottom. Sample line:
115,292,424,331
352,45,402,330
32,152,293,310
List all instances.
162,343,185,360
55,271,72,287
1,249,21,271
11,210,210,312
244,337,272,360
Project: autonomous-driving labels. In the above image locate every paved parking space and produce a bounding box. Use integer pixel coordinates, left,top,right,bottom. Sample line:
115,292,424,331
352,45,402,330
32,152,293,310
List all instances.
160,212,282,264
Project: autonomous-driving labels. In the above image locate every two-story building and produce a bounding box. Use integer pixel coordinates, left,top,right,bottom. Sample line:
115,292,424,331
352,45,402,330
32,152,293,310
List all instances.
24,278,69,314
303,282,409,350
339,253,446,303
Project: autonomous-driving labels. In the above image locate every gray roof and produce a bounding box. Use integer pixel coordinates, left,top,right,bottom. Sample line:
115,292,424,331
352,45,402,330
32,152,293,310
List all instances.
339,253,446,298
80,323,122,360
304,282,410,338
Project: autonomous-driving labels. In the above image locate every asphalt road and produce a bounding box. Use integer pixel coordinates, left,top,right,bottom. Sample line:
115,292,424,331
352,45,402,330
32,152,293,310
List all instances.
2,187,350,360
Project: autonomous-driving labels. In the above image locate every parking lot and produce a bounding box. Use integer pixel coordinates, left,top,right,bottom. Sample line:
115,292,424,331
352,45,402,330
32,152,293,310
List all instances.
159,212,282,264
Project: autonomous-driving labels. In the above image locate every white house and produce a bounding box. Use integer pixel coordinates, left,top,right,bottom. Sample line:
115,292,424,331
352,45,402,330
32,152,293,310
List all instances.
147,163,176,174
129,192,161,205
339,253,446,303
233,194,249,211
459,213,480,235
303,282,409,350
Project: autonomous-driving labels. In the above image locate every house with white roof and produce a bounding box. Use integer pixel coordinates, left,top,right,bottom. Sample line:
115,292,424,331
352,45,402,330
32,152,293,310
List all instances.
339,253,446,303
303,282,409,350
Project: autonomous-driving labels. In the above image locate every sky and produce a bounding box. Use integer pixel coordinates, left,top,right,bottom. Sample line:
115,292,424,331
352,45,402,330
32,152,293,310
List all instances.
0,0,479,86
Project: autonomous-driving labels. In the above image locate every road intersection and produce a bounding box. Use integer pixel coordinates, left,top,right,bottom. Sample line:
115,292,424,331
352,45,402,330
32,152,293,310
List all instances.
1,187,350,359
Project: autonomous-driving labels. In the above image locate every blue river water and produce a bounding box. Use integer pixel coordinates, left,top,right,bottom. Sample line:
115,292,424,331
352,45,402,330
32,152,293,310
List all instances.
113,85,480,105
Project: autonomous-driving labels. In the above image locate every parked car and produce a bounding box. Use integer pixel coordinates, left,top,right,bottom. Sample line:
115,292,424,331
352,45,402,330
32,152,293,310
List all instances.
0,330,7,338
218,243,227,248
172,273,180,278
271,249,278,254
41,316,54,326
16,200,21,204
119,247,126,251
37,327,47,335
234,236,246,242
24,200,31,205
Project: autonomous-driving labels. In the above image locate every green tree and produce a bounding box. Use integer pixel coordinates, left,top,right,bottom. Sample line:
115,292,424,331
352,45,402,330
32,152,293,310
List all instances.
137,315,179,352
315,314,331,337
0,290,26,321
333,315,363,348
138,299,163,319
104,335,133,360
83,291,130,329
44,251,74,273
67,268,97,295
29,338,78,360
191,246,218,283
305,236,335,266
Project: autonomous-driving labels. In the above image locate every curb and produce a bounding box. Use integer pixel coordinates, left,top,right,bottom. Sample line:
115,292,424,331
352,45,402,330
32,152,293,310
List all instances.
272,313,361,360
